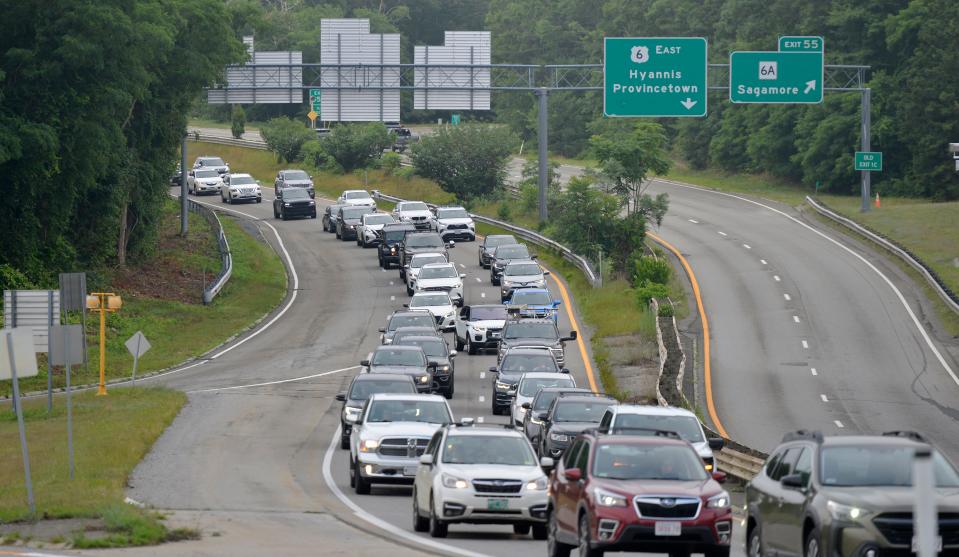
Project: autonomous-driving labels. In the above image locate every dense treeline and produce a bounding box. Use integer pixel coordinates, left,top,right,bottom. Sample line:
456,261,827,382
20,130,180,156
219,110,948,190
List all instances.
0,0,244,289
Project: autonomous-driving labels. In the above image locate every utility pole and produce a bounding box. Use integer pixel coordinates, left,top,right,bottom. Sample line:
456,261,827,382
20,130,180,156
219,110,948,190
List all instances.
535,88,549,222
860,88,871,213
181,134,189,235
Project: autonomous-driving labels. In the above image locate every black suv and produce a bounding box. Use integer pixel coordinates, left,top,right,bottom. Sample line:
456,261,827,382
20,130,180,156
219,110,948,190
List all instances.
537,392,617,459
478,234,518,268
490,243,535,285
498,317,576,367
336,205,375,241
522,387,591,451
379,310,438,344
273,188,316,220
334,374,416,449
399,232,451,280
322,203,347,233
489,346,567,415
745,430,959,557
393,335,456,399
361,345,437,393
377,223,416,269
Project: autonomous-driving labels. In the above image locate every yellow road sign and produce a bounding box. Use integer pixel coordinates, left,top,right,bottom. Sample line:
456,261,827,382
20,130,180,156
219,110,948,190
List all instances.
307,110,318,122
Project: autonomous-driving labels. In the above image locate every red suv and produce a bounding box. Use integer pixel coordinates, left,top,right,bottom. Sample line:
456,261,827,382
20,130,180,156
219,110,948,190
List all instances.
546,430,733,557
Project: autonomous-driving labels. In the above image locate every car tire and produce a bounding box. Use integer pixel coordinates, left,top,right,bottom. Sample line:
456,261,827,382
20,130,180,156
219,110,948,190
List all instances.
281,213,288,221
455,335,465,351
747,524,764,557
349,458,356,488
513,523,531,535
804,527,821,557
429,495,448,538
547,510,572,557
256,198,261,203
412,489,429,533
339,432,349,450
353,459,371,495
532,523,548,540
579,512,604,557
443,384,453,399
406,285,414,296
311,213,316,219
467,337,477,356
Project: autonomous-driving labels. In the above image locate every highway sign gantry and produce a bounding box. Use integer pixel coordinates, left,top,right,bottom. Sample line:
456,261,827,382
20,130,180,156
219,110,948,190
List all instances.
855,151,883,171
604,37,708,118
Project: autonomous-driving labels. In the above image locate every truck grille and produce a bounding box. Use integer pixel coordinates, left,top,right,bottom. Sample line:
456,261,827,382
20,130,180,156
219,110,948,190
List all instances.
378,437,429,458
472,479,523,494
873,513,959,545
634,497,701,519
423,286,452,293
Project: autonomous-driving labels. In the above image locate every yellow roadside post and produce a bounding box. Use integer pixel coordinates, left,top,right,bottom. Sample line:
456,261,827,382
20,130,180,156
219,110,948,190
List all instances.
86,292,122,396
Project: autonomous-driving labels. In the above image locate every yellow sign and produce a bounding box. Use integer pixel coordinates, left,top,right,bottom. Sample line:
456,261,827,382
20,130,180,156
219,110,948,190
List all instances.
307,110,318,122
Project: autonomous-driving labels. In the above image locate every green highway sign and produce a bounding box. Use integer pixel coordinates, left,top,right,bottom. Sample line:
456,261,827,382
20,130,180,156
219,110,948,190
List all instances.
309,88,322,112
778,36,824,52
451,114,460,125
604,37,707,118
729,51,823,104
854,151,882,171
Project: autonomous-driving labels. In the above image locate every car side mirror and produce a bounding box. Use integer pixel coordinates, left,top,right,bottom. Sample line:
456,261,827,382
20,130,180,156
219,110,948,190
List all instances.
712,471,728,484
448,241,455,248
360,359,370,367
708,437,725,451
449,350,457,357
530,254,538,260
553,300,562,307
403,303,409,308
521,402,531,409
378,327,386,333
561,368,570,374
568,331,578,340
334,393,346,402
543,270,551,275
781,474,804,489
419,454,434,466
534,411,548,421
489,367,498,373
460,274,467,279
564,468,582,482
540,457,555,469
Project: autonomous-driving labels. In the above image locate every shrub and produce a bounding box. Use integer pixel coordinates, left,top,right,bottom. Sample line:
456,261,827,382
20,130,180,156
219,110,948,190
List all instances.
657,303,675,318
260,117,315,162
230,104,245,139
396,166,416,181
497,203,511,221
635,279,669,306
320,123,392,172
633,255,672,287
380,151,402,175
520,182,538,214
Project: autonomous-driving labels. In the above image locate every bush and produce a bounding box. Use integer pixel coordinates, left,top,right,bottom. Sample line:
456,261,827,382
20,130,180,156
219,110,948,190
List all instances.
320,123,392,172
396,166,416,181
497,203,511,221
410,124,518,202
230,104,245,139
260,117,315,163
633,255,672,287
380,151,402,175
657,303,675,318
635,280,669,306
520,182,538,214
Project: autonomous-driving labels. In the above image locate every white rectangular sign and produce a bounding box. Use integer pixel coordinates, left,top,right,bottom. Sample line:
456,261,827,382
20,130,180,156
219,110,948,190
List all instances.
3,290,60,353
0,329,40,379
414,31,491,111
320,19,401,122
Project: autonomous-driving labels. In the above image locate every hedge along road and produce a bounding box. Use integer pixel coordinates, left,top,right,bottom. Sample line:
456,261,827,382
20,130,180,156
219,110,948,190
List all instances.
644,178,959,458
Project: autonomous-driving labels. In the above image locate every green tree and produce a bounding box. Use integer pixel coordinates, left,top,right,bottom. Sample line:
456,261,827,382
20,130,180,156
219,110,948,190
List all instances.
321,123,392,172
260,117,316,163
231,104,246,139
410,124,517,202
589,121,672,215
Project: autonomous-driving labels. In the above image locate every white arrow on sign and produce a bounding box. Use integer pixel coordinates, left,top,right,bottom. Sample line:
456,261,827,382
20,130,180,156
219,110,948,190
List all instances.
680,98,698,110
803,80,817,94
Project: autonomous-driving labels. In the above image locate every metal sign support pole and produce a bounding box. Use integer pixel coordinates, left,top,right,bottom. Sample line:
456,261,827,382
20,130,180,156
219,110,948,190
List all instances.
181,134,189,236
67,359,74,480
132,335,141,386
536,88,549,222
860,88,872,213
914,447,938,557
47,290,53,412
6,333,36,516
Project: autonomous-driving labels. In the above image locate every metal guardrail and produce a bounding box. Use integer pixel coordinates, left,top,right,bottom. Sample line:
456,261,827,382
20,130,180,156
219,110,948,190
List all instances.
188,130,268,150
371,191,601,287
188,200,233,304
806,196,959,316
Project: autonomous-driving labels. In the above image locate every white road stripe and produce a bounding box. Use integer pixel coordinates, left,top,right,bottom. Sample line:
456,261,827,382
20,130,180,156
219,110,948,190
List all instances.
820,394,829,402
688,219,699,224
802,340,810,349
481,292,486,298
784,293,791,301
188,365,360,393
478,395,486,402
459,264,466,268
811,368,818,376
389,281,394,286
390,295,395,301
477,417,485,424
760,259,768,265
743,244,752,249
834,420,845,428
793,315,801,323
774,275,781,282
475,277,482,283
718,231,727,236
479,372,486,379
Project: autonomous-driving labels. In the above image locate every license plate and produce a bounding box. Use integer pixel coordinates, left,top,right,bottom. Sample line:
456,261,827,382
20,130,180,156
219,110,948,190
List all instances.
403,466,418,476
912,536,943,553
487,498,510,511
654,522,682,537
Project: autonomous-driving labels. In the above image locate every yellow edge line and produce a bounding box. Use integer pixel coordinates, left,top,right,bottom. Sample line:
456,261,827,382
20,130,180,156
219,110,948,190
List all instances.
647,231,729,439
546,266,600,393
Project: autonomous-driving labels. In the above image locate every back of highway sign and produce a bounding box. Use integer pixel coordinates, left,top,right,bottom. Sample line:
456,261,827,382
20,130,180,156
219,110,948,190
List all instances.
604,37,707,118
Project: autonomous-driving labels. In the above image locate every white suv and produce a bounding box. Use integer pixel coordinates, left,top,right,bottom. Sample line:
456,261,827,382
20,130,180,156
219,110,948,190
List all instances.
357,212,395,247
350,393,454,494
431,206,476,242
412,422,552,539
338,189,376,209
404,252,449,296
454,304,508,355
510,372,577,428
413,263,465,306
220,173,261,204
597,404,726,472
406,292,456,332
393,201,433,230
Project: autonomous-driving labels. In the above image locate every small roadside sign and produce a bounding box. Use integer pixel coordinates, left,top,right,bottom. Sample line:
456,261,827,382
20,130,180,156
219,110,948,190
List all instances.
451,114,461,125
307,110,318,122
778,36,824,52
125,331,151,386
0,328,39,379
49,324,85,367
855,151,883,171
309,89,322,112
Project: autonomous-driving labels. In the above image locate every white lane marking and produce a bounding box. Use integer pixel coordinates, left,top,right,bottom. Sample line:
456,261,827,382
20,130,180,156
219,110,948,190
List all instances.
784,293,792,301
478,395,486,402
811,368,818,376
834,420,845,428
321,427,491,557
773,275,781,282
188,365,360,394
390,295,395,301
802,340,810,349
475,277,482,283
459,263,466,268
479,372,486,379
389,281,394,286
718,231,727,237
688,219,699,224
381,268,386,273
743,244,752,249
820,394,829,402
477,417,485,424
793,315,801,323
480,292,486,298
656,178,959,386
760,259,768,265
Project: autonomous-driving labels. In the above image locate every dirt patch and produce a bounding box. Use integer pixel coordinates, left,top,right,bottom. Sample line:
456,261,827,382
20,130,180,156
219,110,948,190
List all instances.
604,334,659,401
0,517,99,547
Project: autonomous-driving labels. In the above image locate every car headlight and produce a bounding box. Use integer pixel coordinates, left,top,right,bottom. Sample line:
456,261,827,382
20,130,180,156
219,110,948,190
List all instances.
438,365,450,372
472,325,486,332
526,476,548,491
594,488,628,507
706,491,730,509
418,375,430,384
284,203,291,207
343,406,361,423
359,439,380,452
530,414,544,425
495,381,510,391
350,225,355,229
827,500,865,522
549,432,569,442
442,473,469,489
309,201,315,206
390,247,397,253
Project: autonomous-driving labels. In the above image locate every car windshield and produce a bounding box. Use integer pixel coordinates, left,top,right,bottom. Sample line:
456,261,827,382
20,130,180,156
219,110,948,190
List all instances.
349,380,415,400
195,169,219,178
371,348,427,367
411,255,447,269
231,176,256,185
519,376,576,396
388,314,435,331
511,291,552,305
200,157,225,166
442,435,536,466
502,354,558,374
486,235,517,249
593,444,709,481
406,234,444,248
366,400,451,424
821,447,959,487
397,339,446,358
365,215,393,225
504,322,557,339
384,229,411,242
283,189,311,200
410,294,451,307
495,245,530,259
612,414,705,443
391,330,438,344
342,207,371,219
555,400,613,422
419,266,457,279
401,202,429,211
533,391,573,411
470,306,508,321
346,191,371,199
505,264,542,277
284,170,310,180
437,208,469,219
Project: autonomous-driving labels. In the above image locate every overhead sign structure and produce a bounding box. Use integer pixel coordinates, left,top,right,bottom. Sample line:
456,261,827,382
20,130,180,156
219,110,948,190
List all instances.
855,151,883,171
604,37,708,118
730,37,824,104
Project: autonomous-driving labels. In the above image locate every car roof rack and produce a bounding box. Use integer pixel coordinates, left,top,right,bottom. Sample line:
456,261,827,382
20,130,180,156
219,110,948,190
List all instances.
781,429,824,444
882,430,929,443
594,427,682,439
